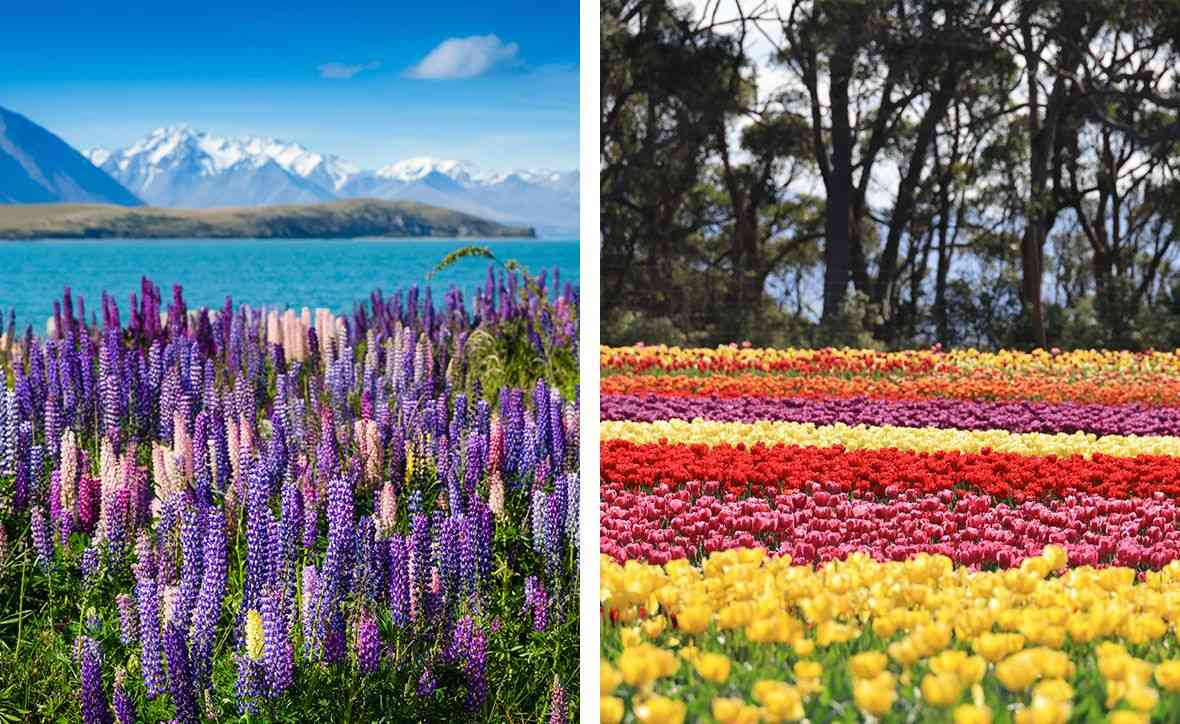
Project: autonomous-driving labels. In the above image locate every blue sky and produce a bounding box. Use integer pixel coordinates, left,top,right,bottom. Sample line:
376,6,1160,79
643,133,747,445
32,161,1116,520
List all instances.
2,0,579,170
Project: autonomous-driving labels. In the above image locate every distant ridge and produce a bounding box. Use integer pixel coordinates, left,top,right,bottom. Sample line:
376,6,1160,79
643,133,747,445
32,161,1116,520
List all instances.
0,199,535,240
0,106,142,206
86,126,578,235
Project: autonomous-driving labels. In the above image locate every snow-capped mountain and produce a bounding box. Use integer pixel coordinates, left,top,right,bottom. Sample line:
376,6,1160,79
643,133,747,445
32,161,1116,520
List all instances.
85,128,578,235
84,127,356,208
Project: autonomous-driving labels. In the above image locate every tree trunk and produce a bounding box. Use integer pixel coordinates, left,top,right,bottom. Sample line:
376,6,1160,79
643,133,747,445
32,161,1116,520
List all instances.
821,39,855,325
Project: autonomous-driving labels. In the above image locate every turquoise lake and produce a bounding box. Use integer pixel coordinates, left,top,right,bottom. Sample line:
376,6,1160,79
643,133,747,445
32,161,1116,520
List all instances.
0,238,579,329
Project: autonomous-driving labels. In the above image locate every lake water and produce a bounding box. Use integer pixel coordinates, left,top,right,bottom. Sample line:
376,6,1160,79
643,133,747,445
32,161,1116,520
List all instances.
0,238,579,329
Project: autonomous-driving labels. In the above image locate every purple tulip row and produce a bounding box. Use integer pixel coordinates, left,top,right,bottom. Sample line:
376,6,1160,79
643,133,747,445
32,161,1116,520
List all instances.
0,267,579,722
601,393,1180,437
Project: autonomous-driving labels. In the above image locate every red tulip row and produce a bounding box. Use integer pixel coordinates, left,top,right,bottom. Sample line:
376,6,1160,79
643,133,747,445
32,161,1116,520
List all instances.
602,439,1180,501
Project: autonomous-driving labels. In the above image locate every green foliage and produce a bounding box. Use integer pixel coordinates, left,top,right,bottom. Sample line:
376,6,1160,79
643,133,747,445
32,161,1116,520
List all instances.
428,246,497,280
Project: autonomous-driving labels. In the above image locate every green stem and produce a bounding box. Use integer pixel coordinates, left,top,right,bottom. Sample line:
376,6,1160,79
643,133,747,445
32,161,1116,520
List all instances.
15,541,28,656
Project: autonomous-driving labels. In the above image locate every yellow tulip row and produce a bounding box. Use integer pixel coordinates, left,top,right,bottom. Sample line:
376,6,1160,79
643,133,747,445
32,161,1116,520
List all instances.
601,548,1180,723
601,418,1180,459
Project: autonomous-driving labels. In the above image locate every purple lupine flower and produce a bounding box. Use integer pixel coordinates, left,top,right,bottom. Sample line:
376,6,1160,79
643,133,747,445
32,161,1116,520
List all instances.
79,472,101,534
458,513,479,611
438,515,462,610
116,592,139,645
417,667,438,698
192,412,210,506
262,585,293,695
243,460,273,613
549,677,567,724
316,406,339,487
545,482,565,579
463,433,481,500
409,511,430,622
113,668,135,724
279,472,302,577
474,499,494,581
548,392,565,473
388,536,409,626
30,504,53,568
234,653,265,715
155,493,180,587
190,509,226,688
531,580,548,631
12,421,30,512
355,514,386,604
133,531,165,698
28,443,45,504
355,607,380,674
77,636,110,724
300,564,319,658
464,626,488,712
562,472,579,557
530,488,547,555
164,620,198,724
313,471,355,663
301,466,319,552
81,546,100,581
175,502,204,631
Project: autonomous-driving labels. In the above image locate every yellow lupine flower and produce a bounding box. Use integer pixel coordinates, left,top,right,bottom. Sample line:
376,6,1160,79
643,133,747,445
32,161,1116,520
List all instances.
244,609,264,661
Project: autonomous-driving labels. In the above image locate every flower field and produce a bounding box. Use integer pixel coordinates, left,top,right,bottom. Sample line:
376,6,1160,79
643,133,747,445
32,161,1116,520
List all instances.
601,345,1180,724
0,266,578,722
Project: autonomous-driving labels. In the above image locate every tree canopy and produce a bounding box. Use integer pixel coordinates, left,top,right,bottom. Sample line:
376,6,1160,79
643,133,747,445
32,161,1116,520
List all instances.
602,0,1180,350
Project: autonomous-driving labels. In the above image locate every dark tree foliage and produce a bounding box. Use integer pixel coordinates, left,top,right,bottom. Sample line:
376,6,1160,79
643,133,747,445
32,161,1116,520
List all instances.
602,0,1180,351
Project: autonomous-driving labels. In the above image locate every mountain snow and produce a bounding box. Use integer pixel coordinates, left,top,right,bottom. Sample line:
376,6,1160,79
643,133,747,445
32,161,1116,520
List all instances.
84,126,578,234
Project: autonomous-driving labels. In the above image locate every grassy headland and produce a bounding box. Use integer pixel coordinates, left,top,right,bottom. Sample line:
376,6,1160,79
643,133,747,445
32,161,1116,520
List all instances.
0,199,535,239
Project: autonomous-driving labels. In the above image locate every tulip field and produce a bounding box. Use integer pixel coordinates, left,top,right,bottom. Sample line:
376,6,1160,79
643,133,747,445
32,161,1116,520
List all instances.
0,265,578,722
601,345,1180,724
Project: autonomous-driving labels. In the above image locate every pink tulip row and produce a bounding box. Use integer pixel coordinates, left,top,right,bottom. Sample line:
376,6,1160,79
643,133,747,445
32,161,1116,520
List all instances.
601,480,1180,569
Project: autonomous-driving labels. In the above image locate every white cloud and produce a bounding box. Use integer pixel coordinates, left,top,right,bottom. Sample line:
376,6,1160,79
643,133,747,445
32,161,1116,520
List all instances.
404,34,520,80
317,61,381,79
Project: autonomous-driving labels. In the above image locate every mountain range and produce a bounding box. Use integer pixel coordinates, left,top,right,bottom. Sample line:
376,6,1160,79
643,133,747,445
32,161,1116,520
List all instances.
84,126,578,236
0,106,143,206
